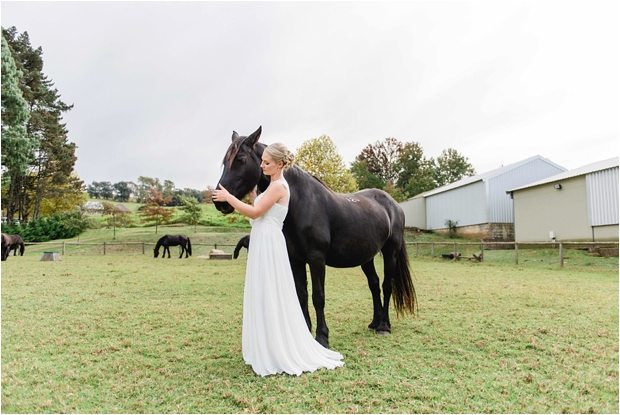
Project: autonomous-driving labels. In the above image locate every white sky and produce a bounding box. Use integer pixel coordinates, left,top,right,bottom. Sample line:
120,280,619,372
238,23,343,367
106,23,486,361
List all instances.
2,1,618,190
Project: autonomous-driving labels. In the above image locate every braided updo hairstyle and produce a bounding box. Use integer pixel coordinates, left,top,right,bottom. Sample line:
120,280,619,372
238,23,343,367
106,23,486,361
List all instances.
265,143,295,170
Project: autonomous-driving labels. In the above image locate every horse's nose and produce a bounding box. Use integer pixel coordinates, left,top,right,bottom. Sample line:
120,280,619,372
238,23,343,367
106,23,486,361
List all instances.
214,201,234,215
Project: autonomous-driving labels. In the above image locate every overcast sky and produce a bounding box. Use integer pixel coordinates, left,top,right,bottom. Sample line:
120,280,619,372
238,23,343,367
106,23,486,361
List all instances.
2,1,618,190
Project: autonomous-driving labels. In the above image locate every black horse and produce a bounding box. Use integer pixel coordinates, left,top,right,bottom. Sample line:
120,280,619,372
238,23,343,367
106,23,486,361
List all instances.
233,235,250,259
1,234,25,261
154,235,192,258
214,126,416,348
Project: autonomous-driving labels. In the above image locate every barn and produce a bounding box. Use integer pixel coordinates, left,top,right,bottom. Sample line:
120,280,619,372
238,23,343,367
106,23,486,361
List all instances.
400,155,566,239
507,156,619,242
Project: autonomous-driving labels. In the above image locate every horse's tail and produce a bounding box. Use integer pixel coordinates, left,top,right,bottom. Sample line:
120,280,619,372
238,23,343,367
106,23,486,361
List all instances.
392,242,417,317
19,242,25,256
186,237,192,256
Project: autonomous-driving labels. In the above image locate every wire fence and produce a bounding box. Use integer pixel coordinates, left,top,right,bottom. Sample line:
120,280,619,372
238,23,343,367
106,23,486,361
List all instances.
20,240,619,267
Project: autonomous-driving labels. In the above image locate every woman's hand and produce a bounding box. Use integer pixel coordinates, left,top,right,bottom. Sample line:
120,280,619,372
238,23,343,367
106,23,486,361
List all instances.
212,184,231,203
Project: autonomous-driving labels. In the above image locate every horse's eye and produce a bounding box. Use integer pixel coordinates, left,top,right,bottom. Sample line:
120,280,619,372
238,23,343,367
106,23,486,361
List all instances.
237,156,247,163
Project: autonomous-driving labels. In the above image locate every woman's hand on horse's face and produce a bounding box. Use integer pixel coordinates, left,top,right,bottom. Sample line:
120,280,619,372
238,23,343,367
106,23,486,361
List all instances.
212,184,230,202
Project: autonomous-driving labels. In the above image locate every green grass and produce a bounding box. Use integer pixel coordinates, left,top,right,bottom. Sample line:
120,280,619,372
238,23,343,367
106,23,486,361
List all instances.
2,247,618,413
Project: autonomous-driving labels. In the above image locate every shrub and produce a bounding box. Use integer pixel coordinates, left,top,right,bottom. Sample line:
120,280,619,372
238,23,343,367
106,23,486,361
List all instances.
1,211,90,242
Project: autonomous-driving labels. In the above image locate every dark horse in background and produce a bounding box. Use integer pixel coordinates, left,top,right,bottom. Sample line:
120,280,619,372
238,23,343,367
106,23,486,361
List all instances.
1,233,25,261
214,126,417,348
234,235,250,259
154,235,192,258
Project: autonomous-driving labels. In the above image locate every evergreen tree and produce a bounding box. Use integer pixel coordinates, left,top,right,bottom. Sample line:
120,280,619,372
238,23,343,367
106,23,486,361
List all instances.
2,26,81,222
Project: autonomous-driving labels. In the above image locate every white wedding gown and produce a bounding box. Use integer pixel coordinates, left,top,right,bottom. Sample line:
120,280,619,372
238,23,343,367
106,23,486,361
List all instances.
242,178,345,376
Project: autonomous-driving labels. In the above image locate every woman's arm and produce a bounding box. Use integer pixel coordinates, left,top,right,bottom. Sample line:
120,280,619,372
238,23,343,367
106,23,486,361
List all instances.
213,183,286,220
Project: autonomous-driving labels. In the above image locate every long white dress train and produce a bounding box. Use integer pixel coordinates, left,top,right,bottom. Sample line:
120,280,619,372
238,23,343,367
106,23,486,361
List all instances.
242,178,344,376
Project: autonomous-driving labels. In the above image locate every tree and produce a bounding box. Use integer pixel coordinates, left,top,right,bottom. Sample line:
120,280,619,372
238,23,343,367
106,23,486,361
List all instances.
139,185,174,233
101,202,133,240
395,142,437,198
1,34,38,221
434,148,476,187
295,135,358,193
136,176,160,203
86,181,101,198
1,35,35,183
202,186,214,204
98,181,113,199
350,157,385,190
358,137,403,184
179,195,202,232
2,27,80,222
38,173,87,217
113,181,131,202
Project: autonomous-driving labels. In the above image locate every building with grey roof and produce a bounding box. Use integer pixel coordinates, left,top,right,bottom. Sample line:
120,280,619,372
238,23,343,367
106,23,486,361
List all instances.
400,155,567,239
507,157,619,242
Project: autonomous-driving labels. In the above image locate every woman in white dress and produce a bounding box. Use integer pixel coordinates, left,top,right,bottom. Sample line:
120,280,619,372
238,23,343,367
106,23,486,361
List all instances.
212,143,344,377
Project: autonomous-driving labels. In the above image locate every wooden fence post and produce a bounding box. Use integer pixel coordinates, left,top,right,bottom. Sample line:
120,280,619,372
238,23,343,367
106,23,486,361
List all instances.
480,241,484,262
559,243,564,267
416,243,419,257
62,241,66,256
104,242,106,255
431,243,435,259
515,243,519,264
142,242,145,255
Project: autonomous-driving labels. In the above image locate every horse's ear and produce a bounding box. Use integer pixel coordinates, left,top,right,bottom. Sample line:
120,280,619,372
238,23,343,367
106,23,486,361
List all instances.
231,131,240,142
246,126,262,147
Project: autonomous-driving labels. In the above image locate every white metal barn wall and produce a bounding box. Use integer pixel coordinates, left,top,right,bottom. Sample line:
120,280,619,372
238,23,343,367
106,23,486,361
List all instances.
426,181,486,230
487,159,567,223
586,167,619,226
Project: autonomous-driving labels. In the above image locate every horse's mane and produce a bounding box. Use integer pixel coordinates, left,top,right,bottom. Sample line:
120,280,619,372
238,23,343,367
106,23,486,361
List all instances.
289,165,336,194
224,138,266,169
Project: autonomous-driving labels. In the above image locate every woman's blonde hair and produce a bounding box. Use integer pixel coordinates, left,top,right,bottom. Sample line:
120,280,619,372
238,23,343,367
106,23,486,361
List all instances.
265,143,295,170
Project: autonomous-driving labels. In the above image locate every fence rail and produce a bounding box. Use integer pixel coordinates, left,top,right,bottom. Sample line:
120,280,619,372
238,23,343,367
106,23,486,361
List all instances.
21,240,619,267
406,241,619,267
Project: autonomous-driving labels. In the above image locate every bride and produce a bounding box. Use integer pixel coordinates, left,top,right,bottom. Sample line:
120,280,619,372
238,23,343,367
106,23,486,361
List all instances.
212,142,344,377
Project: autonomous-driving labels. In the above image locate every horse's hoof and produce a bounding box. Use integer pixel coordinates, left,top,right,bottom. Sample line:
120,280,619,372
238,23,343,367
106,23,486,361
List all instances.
376,330,391,336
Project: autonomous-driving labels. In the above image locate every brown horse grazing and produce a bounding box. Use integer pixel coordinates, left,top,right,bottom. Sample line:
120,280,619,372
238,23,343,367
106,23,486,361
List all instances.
1,233,24,261
233,235,250,259
1,233,9,261
214,126,417,348
154,235,192,258
8,234,25,257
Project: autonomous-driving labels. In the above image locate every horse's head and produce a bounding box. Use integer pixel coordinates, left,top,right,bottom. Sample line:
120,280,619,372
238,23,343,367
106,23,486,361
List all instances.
154,247,159,258
214,126,269,214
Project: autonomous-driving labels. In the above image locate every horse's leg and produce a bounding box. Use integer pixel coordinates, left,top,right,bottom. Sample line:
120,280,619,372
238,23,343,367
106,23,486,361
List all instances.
361,259,384,331
290,257,312,333
165,246,170,258
308,253,330,348
377,247,398,335
178,244,184,259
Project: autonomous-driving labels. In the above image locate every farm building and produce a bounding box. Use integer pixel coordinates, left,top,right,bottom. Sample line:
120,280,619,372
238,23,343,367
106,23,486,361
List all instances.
507,156,619,242
400,155,567,239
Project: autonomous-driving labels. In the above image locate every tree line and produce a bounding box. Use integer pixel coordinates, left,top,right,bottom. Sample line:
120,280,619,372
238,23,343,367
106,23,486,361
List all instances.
86,176,210,206
295,135,475,201
2,26,83,224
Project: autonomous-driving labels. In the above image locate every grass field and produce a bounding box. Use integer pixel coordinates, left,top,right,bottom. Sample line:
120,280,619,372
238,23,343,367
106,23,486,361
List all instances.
2,240,618,413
